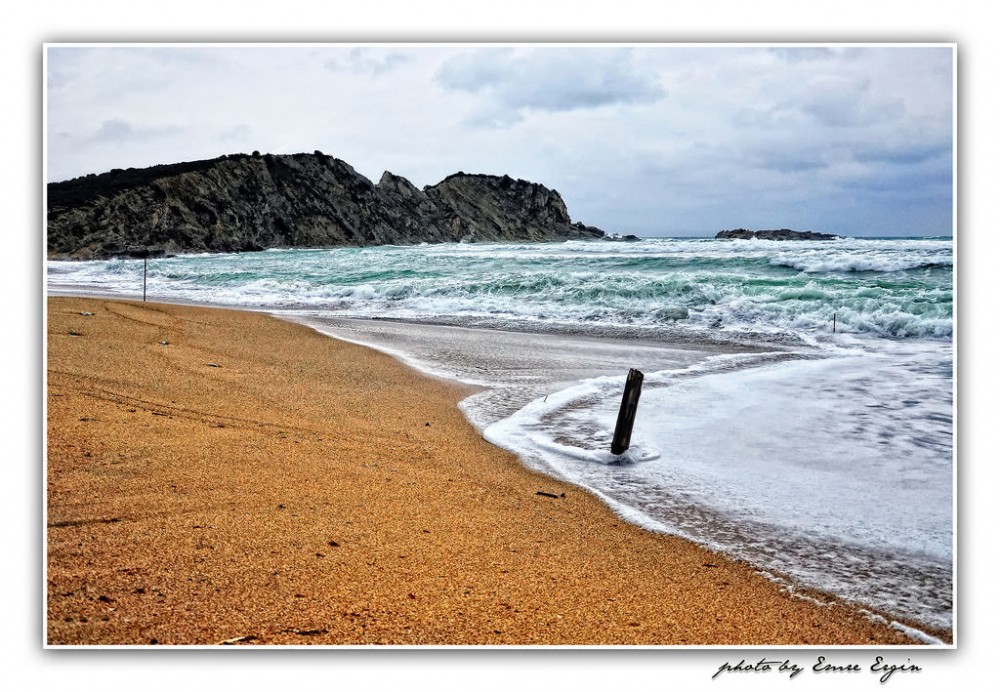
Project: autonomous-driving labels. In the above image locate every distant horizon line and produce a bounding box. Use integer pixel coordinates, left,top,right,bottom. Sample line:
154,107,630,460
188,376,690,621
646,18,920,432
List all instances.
614,232,954,239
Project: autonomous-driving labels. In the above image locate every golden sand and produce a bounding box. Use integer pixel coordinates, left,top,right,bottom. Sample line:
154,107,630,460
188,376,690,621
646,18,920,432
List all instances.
45,297,940,646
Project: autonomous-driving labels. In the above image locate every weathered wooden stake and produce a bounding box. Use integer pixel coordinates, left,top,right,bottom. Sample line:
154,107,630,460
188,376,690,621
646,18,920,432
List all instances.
611,368,644,455
143,257,148,302
833,312,837,333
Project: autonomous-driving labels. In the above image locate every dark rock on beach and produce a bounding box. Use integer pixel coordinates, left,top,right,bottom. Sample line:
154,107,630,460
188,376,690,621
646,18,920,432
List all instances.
47,152,606,259
715,228,841,241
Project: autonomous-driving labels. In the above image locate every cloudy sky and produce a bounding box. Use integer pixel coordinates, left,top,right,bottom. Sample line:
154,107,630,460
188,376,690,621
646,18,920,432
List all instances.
45,44,954,237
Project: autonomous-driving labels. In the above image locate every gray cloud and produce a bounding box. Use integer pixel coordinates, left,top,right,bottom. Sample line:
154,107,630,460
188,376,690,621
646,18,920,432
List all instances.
840,156,953,196
792,75,905,127
751,146,831,174
768,47,836,63
324,47,411,76
93,118,133,142
853,140,951,166
435,47,665,125
88,118,181,143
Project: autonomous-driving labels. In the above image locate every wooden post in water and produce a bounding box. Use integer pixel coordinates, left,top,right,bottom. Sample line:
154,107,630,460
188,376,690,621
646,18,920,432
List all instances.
833,312,837,333
143,257,148,302
611,368,644,455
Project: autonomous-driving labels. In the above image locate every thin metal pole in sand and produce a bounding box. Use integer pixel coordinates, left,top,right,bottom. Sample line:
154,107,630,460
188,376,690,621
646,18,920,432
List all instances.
611,368,644,455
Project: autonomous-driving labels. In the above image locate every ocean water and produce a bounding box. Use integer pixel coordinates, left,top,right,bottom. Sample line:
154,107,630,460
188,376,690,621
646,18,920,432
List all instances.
47,236,954,637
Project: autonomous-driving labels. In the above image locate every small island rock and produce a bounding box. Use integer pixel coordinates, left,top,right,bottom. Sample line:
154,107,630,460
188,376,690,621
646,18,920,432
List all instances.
715,228,841,241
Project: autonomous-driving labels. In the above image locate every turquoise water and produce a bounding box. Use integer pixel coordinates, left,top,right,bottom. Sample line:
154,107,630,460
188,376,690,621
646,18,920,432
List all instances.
48,237,952,343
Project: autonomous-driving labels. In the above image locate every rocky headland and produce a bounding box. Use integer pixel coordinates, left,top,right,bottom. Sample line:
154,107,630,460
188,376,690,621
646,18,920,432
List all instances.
715,228,841,241
47,152,606,259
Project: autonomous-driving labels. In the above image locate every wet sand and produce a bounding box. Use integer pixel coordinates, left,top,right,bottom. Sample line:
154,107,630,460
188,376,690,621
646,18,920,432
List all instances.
46,296,925,645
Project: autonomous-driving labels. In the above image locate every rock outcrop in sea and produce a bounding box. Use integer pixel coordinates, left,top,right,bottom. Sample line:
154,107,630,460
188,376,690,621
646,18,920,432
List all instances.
715,228,841,241
47,151,606,259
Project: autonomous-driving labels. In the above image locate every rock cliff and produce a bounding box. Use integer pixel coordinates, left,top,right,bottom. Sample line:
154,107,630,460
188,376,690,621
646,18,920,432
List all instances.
47,152,606,259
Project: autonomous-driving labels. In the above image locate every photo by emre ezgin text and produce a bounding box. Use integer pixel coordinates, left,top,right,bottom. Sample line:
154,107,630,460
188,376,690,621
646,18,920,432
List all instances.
713,656,922,683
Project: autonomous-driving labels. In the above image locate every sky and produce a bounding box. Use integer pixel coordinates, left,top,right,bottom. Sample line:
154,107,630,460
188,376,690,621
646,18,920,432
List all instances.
46,44,954,237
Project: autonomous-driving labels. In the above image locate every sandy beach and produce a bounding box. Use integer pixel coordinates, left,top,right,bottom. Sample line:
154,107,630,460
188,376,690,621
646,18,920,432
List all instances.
45,296,935,646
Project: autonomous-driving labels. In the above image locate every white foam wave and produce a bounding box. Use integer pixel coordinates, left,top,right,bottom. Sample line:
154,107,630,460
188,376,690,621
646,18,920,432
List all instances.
772,255,951,273
47,237,952,342
480,344,953,631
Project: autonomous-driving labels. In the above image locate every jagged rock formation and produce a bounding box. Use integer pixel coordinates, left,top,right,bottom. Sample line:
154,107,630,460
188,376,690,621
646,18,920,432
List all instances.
715,228,841,241
47,152,606,259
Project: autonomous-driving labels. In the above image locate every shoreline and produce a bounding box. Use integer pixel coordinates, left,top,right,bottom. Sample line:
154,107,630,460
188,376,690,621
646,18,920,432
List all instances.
45,296,949,645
